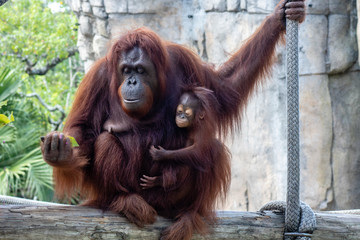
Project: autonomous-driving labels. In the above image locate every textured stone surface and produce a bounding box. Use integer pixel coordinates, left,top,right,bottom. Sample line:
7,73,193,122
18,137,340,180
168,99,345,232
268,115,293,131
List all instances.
247,0,277,14
81,1,92,14
327,14,357,74
108,11,182,43
240,0,247,10
224,68,288,211
69,0,81,12
77,31,94,61
298,15,328,75
200,0,227,12
89,0,103,7
329,72,360,210
128,0,172,14
95,18,109,37
68,0,360,211
79,15,93,37
93,34,109,58
305,0,329,15
83,59,95,73
299,75,333,210
329,0,352,14
204,12,265,66
104,0,127,13
227,0,239,12
93,7,107,19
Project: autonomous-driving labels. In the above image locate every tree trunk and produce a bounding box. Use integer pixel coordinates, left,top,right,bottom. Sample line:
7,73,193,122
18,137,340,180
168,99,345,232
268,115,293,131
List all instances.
1,205,359,239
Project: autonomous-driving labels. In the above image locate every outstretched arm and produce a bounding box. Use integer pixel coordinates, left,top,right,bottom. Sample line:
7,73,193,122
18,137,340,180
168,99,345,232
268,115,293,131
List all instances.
216,0,305,113
150,145,196,161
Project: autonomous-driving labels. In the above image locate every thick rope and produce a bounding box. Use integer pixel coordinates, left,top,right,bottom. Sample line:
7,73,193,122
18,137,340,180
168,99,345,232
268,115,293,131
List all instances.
258,13,317,237
286,16,301,239
260,201,316,239
324,209,360,215
0,195,67,206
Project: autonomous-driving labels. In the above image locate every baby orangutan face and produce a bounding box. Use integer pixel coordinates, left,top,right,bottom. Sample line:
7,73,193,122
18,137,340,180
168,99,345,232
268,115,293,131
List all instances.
175,93,200,128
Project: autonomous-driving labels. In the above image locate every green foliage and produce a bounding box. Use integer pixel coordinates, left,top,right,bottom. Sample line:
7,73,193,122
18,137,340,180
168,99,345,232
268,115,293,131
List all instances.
0,100,8,108
0,69,21,102
0,68,53,201
0,112,14,128
0,0,82,201
0,0,76,64
0,69,17,128
0,0,83,121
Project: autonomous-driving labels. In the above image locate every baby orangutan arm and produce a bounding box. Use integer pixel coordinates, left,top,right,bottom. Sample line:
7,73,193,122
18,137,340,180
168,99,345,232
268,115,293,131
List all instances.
140,175,161,189
150,145,197,162
149,144,208,172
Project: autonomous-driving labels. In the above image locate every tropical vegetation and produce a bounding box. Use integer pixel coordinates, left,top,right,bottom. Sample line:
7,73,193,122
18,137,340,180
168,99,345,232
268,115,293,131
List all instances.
0,0,83,201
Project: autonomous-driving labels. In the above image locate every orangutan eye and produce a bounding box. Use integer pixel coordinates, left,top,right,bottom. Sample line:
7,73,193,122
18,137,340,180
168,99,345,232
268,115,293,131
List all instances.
177,105,184,114
185,109,193,117
137,67,145,74
123,67,131,74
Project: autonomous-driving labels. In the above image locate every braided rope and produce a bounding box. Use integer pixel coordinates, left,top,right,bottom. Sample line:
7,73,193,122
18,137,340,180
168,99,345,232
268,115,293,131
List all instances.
325,209,360,215
286,15,301,239
260,201,316,240
259,11,318,239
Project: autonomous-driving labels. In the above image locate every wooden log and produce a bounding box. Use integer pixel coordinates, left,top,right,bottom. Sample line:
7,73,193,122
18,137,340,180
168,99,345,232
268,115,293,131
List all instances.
0,205,359,239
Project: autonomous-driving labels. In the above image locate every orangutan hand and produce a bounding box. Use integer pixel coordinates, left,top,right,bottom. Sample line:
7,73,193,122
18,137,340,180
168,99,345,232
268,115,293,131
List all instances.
274,0,306,29
40,131,73,167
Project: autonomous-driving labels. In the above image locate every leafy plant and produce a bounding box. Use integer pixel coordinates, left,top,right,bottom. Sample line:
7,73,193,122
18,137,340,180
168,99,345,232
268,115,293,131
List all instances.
0,0,83,202
0,68,20,102
0,68,53,201
0,69,17,127
0,0,83,127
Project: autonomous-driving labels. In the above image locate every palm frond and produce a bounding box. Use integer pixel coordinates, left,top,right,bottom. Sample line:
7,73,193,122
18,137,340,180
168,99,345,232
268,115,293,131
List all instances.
0,124,17,148
0,159,28,196
0,132,53,199
24,148,53,201
0,68,20,102
0,75,54,200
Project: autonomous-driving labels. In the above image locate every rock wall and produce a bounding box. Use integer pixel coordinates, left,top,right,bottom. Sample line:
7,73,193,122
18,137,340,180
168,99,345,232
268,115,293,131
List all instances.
67,0,360,211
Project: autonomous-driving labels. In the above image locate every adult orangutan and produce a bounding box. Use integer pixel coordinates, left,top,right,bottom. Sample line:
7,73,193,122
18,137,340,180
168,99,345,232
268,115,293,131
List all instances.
41,1,306,239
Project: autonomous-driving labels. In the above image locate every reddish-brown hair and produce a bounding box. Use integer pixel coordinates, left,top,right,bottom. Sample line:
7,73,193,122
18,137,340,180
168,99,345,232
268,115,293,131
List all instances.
49,17,285,238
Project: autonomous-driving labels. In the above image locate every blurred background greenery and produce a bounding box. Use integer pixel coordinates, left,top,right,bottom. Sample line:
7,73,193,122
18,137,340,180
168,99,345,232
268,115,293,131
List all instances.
0,0,83,202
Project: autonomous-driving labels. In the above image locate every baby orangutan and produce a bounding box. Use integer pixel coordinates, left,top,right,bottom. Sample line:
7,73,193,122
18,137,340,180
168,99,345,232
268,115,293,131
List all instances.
140,87,231,236
146,88,207,167
141,86,231,209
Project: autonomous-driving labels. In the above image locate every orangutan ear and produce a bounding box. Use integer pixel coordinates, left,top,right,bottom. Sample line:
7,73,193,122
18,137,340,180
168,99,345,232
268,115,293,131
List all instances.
199,111,205,120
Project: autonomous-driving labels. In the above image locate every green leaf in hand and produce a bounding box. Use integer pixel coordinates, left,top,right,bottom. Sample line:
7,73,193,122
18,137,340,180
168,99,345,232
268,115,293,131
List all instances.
68,136,79,147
